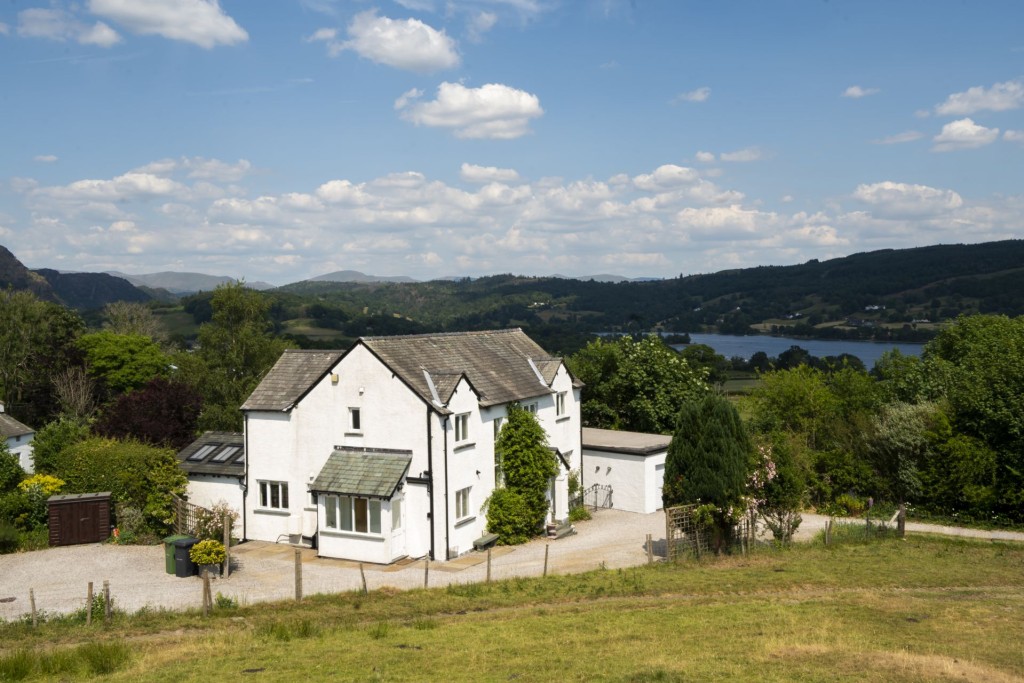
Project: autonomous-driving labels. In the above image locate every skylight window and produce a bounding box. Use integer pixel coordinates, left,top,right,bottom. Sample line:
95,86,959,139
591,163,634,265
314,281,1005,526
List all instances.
210,445,240,463
186,444,219,462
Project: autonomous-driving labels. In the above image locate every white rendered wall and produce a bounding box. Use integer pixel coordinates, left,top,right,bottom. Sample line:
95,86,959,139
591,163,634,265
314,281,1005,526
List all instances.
581,448,667,514
187,475,244,532
7,435,34,474
317,498,401,564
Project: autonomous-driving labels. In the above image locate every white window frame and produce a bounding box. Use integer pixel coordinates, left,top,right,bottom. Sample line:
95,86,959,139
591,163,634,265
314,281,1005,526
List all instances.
392,497,403,531
454,412,470,443
455,487,472,520
493,416,504,440
349,407,362,432
259,481,289,510
555,391,567,417
523,402,538,414
322,494,382,535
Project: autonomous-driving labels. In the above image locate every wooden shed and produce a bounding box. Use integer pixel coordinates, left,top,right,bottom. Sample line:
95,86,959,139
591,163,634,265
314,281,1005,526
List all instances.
47,492,112,546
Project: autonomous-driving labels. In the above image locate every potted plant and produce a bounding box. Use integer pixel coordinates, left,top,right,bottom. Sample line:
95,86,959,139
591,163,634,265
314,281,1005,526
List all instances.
189,539,226,577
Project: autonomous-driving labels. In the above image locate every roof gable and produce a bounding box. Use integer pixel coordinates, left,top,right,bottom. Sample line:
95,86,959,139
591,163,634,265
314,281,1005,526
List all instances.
242,349,344,412
0,413,33,440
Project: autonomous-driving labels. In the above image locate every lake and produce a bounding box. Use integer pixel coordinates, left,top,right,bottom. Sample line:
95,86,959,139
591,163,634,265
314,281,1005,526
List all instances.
674,333,924,369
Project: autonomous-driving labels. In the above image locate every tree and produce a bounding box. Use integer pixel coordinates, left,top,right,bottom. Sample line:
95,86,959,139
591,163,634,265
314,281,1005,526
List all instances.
663,395,752,553
486,404,558,544
78,331,169,396
102,301,167,344
175,283,288,431
94,377,202,450
567,335,709,433
51,366,96,419
750,435,805,543
29,417,90,475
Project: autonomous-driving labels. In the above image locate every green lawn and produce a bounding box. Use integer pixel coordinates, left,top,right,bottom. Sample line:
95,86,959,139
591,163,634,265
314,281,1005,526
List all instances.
2,535,1022,681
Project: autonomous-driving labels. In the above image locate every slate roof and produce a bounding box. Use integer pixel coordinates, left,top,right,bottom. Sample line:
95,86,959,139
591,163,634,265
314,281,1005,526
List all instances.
0,412,33,439
241,349,344,411
362,328,572,408
176,431,245,478
582,427,671,456
310,447,412,499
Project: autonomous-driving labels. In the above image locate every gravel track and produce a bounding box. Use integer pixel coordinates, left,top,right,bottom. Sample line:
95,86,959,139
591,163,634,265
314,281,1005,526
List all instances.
2,508,1021,622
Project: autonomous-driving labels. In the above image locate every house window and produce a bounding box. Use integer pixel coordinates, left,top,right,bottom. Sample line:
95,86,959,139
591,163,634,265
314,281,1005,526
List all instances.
259,481,289,510
523,402,538,414
454,413,470,443
455,487,471,520
392,498,403,531
555,392,567,417
323,494,382,535
349,408,361,431
493,416,504,440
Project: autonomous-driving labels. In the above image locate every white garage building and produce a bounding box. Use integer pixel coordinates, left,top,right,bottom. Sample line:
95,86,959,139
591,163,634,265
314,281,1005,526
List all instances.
581,427,671,514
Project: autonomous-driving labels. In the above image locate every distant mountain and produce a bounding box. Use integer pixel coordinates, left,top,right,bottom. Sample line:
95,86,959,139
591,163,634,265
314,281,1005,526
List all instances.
306,270,419,284
108,271,275,294
0,245,56,301
35,269,151,310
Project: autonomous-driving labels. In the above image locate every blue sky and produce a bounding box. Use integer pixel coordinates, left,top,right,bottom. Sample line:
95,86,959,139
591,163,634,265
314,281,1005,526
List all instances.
1,0,1022,285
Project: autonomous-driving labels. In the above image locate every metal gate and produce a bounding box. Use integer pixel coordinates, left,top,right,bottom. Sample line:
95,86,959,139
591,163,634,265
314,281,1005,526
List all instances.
570,484,614,511
47,492,112,546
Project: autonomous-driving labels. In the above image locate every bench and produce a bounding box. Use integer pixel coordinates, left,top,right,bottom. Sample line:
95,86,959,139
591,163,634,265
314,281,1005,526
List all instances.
473,532,499,551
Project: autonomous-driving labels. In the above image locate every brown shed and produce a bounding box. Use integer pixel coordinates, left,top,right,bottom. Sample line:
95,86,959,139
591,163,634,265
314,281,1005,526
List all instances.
47,492,112,546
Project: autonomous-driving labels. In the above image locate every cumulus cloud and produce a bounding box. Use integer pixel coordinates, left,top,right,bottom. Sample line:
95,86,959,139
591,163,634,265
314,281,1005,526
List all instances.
17,8,121,47
88,0,247,48
935,79,1024,116
395,81,543,139
842,85,879,98
720,147,762,162
460,163,520,183
932,118,1000,152
467,11,497,43
852,181,963,217
672,87,710,104
871,130,923,145
34,155,59,163
1004,130,1024,144
694,151,716,163
312,10,458,72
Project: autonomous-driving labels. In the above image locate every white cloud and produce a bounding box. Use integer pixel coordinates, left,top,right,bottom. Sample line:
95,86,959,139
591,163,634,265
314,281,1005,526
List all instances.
43,172,186,201
467,11,497,43
34,155,59,163
674,205,770,239
720,147,762,162
694,151,716,163
852,181,963,217
88,0,247,48
1004,130,1024,144
672,87,710,104
315,10,459,73
842,85,879,98
460,163,520,183
871,130,923,145
935,79,1024,116
932,118,1000,152
185,158,252,182
396,81,543,139
17,8,121,47
632,165,700,191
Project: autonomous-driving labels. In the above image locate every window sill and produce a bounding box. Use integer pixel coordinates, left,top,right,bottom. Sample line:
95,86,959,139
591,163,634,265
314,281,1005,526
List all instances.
255,508,291,516
454,515,476,529
555,415,571,423
344,431,363,437
454,442,476,453
320,529,385,541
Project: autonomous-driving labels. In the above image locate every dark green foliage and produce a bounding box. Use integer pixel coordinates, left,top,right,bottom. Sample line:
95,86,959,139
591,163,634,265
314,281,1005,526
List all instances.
53,436,187,536
754,437,806,543
663,395,752,511
94,377,201,449
487,404,558,543
0,444,25,492
0,520,18,553
29,417,90,475
567,336,709,433
0,491,30,529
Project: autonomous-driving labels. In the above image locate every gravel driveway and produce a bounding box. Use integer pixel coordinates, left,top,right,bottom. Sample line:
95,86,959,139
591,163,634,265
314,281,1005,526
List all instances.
3,508,1022,622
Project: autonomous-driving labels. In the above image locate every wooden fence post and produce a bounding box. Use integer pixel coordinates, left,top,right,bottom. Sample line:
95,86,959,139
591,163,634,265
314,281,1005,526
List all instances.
29,589,37,628
646,534,654,565
543,543,550,577
898,503,906,538
103,580,111,624
486,548,492,584
223,512,231,579
665,509,672,562
423,557,430,589
86,582,93,626
294,549,303,602
202,569,211,617
359,563,367,594
825,519,832,546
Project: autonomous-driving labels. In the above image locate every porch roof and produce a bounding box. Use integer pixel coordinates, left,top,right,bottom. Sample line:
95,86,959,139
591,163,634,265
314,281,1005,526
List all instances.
310,446,412,499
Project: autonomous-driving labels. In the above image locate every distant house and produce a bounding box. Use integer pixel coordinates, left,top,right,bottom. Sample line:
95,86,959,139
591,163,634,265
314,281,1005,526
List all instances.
176,431,245,525
0,402,35,473
581,427,671,514
240,329,582,564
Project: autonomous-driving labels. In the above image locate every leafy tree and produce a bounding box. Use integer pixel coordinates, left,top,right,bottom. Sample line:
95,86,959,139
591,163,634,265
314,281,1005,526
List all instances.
0,442,25,492
679,343,729,385
663,395,752,552
867,402,937,503
102,301,167,344
94,377,202,449
78,331,170,396
567,335,709,433
750,435,805,543
176,282,288,431
487,404,558,543
30,417,91,475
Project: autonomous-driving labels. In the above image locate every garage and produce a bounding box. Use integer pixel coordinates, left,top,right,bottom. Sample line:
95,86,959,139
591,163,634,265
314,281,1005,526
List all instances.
581,427,671,514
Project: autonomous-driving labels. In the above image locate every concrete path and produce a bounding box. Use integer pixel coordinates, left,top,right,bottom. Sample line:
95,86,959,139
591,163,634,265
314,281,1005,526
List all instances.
2,508,1022,621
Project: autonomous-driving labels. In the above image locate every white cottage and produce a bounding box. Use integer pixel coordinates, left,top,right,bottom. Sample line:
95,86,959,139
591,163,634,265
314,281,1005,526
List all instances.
240,329,582,564
176,431,245,524
582,427,671,514
0,402,35,474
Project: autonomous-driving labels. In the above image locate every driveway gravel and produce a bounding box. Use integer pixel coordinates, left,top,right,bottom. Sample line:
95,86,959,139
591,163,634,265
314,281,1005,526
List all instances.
2,508,1022,621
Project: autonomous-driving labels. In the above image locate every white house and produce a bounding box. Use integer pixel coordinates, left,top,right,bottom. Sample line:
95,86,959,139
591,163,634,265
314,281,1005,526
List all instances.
0,402,35,474
581,427,671,514
175,431,245,526
240,329,582,564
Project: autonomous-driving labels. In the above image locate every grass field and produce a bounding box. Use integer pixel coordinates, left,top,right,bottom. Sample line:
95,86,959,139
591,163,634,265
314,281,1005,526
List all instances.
2,533,1022,681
